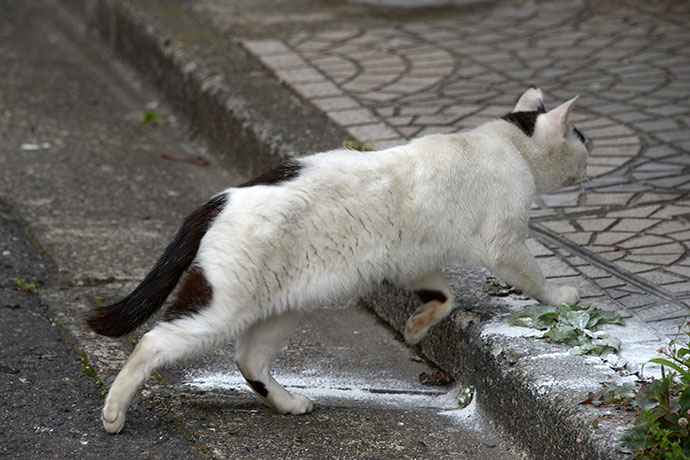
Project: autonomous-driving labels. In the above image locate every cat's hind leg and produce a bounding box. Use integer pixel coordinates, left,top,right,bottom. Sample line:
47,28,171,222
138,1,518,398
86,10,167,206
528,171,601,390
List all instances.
235,310,313,415
404,270,454,345
101,316,231,433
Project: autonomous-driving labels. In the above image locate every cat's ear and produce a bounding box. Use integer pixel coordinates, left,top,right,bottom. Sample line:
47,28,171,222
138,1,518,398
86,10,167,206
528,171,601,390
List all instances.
545,96,579,135
514,87,545,113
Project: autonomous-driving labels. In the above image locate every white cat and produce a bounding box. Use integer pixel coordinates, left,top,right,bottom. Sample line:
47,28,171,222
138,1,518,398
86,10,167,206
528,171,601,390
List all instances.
86,88,588,433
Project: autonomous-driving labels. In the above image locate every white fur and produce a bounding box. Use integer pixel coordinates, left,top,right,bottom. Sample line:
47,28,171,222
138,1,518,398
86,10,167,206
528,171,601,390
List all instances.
100,89,588,433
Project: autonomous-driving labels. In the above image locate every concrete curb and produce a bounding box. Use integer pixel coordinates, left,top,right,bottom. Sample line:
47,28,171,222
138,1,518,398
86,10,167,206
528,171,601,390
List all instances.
364,267,628,460
59,0,347,176
59,1,629,459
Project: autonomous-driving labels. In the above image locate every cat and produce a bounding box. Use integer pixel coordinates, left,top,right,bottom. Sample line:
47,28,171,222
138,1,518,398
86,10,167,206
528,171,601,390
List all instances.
85,87,588,434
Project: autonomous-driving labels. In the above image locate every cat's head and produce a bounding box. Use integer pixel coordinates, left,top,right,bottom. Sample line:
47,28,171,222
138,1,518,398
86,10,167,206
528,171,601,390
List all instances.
502,88,589,193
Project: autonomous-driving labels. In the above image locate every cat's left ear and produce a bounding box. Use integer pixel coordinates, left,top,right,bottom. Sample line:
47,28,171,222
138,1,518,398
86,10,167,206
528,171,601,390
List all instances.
545,96,579,135
513,87,545,112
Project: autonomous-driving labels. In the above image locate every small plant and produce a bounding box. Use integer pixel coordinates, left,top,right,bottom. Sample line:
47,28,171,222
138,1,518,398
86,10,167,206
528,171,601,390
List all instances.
342,140,373,151
141,110,164,124
619,321,690,459
12,277,36,294
581,382,637,410
509,303,624,355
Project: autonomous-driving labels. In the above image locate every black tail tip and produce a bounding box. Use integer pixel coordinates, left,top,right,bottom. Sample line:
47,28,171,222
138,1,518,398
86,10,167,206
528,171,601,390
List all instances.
84,302,133,338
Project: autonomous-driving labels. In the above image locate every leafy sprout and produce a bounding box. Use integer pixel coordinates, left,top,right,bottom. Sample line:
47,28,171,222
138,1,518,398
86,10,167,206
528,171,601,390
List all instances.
509,303,624,356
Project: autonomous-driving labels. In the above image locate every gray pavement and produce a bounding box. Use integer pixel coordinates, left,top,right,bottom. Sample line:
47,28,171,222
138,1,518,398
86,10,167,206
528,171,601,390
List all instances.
3,0,690,458
1,1,524,459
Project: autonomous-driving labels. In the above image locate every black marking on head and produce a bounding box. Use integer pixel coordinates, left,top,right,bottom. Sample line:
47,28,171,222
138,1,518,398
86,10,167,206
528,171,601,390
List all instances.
247,379,269,398
501,111,539,137
240,160,303,188
415,289,448,304
163,266,213,321
84,193,228,337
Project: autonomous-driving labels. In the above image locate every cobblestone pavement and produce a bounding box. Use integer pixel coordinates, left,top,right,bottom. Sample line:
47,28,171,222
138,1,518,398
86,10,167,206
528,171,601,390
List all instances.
244,0,690,352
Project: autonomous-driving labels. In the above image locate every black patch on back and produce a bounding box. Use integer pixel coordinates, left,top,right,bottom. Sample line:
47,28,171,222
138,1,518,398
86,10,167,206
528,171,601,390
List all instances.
240,160,303,188
501,111,539,137
415,289,448,304
246,379,269,398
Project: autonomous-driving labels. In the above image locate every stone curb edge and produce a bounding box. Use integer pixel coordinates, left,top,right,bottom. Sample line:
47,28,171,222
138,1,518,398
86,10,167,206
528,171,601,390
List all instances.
57,1,627,459
58,0,347,176
364,270,627,460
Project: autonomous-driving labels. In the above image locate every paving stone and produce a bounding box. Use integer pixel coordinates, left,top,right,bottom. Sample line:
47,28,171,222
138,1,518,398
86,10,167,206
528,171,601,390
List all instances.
293,81,343,98
242,1,690,338
346,123,400,142
536,257,578,277
311,96,362,112
327,108,380,126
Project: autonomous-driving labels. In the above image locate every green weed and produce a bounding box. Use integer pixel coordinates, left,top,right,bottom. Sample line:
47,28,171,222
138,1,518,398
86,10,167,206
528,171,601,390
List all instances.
618,322,690,459
11,277,36,294
141,110,164,124
343,140,373,151
509,303,624,355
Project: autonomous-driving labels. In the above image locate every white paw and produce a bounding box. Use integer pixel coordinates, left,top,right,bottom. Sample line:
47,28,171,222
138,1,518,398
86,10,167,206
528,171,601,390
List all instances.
101,403,126,434
279,394,313,415
546,285,579,306
404,317,427,345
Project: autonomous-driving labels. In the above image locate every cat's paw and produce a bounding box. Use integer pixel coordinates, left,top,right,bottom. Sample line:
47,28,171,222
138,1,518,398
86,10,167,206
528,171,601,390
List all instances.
546,285,580,306
404,316,428,345
278,394,313,415
101,403,126,434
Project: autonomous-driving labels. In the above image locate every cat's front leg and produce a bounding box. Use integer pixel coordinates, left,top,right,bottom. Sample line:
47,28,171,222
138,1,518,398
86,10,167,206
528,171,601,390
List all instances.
487,242,579,306
404,270,454,345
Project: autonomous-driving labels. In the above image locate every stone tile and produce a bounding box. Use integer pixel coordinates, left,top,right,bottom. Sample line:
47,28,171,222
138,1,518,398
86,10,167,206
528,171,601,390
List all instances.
609,218,661,233
372,139,406,150
577,218,616,232
583,193,633,206
258,54,309,70
346,123,400,142
540,221,576,233
327,109,379,126
244,10,690,324
275,68,325,84
310,96,361,112
594,276,626,289
536,257,578,277
293,81,343,98
243,39,291,56
662,282,690,295
619,235,675,249
608,205,662,218
593,232,635,246
650,204,690,219
564,232,593,246
540,193,580,208
636,270,685,285
636,303,689,322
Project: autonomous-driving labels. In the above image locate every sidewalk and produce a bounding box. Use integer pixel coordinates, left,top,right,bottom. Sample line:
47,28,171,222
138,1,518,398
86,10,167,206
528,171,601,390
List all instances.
56,0,690,458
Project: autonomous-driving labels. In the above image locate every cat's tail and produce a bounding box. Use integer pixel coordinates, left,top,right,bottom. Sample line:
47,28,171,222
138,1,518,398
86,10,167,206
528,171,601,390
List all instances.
84,193,228,337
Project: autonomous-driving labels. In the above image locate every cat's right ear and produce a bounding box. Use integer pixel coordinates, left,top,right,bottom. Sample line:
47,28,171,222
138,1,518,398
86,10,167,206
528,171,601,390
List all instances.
545,96,579,135
513,87,545,113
